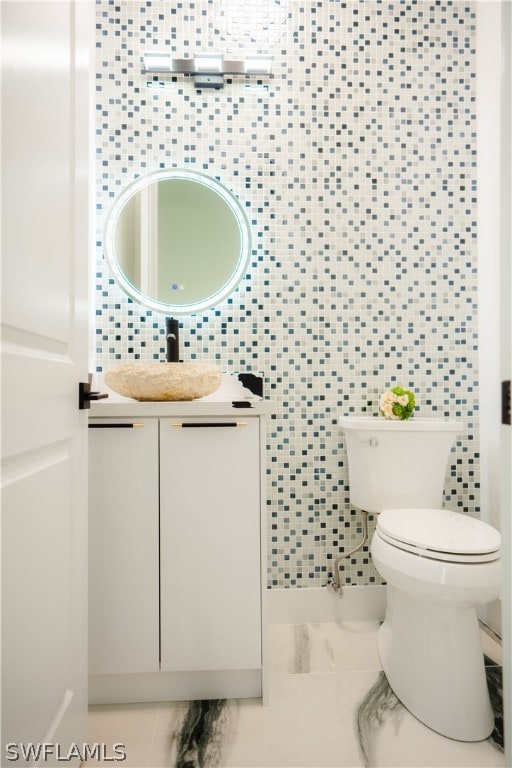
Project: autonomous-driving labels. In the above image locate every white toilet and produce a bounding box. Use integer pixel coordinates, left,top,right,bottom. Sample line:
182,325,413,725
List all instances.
339,416,501,742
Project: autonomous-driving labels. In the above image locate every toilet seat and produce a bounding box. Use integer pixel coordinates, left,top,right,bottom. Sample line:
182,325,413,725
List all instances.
376,508,501,564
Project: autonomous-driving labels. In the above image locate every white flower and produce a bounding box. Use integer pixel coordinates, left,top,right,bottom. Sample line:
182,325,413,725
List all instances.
380,391,395,408
381,402,399,419
379,386,416,421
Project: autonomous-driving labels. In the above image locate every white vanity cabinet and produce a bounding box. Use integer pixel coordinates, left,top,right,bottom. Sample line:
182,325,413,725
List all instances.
88,400,269,705
88,418,159,676
159,417,261,673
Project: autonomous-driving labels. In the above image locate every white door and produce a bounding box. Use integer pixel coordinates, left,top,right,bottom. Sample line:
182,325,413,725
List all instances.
1,2,92,764
500,3,512,763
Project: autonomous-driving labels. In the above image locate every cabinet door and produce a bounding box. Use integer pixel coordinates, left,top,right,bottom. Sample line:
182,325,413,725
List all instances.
160,417,261,672
89,419,159,675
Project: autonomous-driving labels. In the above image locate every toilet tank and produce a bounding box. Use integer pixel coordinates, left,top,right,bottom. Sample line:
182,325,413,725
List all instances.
339,417,462,514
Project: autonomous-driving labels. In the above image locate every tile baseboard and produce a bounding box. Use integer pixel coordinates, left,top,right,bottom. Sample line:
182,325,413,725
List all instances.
267,585,386,625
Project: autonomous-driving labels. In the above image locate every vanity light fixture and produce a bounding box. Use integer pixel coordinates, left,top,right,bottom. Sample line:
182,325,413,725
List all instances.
142,52,273,89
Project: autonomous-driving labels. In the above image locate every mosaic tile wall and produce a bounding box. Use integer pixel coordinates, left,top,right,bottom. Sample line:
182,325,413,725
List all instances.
94,0,479,589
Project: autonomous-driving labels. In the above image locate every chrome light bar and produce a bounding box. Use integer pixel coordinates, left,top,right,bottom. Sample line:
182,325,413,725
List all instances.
142,52,273,89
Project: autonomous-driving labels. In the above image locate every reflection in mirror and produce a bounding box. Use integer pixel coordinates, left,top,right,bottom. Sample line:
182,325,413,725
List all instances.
104,169,251,315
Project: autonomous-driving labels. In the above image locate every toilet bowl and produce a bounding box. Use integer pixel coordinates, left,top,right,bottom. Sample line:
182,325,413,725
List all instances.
339,416,502,742
372,507,501,741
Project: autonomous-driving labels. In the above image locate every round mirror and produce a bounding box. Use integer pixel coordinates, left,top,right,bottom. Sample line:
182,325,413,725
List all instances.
104,169,251,315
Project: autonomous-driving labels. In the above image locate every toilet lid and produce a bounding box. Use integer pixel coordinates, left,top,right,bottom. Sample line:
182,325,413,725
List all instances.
377,508,501,562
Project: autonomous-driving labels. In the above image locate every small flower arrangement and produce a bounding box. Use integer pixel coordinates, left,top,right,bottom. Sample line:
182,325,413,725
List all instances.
379,386,416,421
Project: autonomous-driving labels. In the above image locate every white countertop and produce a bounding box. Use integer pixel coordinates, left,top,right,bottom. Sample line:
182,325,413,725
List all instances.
89,372,273,418
89,398,273,418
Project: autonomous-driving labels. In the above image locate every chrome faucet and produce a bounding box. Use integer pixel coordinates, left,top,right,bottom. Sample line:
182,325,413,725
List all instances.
165,317,180,362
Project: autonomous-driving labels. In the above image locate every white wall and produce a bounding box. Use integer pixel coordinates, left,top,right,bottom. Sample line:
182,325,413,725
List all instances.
94,1,482,592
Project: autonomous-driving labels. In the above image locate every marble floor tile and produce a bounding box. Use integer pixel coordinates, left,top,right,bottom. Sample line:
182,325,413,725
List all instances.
86,702,162,767
356,671,504,768
146,703,187,768
254,670,376,767
486,665,504,752
85,622,505,768
267,621,382,675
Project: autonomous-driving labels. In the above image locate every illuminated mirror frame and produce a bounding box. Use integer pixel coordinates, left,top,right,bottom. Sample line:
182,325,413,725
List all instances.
104,169,252,315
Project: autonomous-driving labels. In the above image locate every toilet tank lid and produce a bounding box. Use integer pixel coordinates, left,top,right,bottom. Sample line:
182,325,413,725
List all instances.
339,416,463,432
377,508,501,555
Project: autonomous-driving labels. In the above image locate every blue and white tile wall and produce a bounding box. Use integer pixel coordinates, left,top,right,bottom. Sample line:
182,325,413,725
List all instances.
94,0,478,589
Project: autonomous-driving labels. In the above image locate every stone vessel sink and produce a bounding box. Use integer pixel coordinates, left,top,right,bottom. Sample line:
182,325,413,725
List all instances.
104,362,222,402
